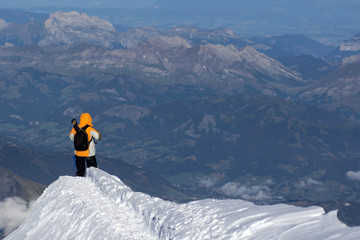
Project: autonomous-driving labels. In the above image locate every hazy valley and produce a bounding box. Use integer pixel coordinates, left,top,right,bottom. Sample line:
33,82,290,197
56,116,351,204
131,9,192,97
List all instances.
1,9,360,231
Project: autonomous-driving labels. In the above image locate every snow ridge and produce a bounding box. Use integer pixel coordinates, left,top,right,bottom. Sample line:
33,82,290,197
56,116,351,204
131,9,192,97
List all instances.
6,168,360,240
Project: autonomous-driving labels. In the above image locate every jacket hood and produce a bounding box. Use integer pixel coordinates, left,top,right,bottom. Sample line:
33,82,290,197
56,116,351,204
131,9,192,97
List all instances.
79,113,93,127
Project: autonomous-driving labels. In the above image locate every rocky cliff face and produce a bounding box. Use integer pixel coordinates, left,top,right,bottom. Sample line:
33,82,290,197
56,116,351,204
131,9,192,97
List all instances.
343,54,360,64
38,11,117,48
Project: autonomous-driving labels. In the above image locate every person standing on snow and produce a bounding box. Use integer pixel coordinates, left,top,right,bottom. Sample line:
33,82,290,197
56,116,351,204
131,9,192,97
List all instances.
69,113,102,177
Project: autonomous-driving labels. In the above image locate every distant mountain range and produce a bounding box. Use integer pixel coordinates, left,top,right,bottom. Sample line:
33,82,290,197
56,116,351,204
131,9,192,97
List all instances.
0,11,339,56
251,34,335,58
0,9,47,24
0,15,358,120
0,10,360,226
19,0,359,46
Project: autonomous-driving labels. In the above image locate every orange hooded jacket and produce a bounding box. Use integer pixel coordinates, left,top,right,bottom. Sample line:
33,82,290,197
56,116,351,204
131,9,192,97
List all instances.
69,113,101,157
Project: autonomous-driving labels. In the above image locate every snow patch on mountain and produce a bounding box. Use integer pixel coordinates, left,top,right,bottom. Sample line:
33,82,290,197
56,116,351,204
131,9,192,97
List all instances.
39,11,116,48
6,168,360,240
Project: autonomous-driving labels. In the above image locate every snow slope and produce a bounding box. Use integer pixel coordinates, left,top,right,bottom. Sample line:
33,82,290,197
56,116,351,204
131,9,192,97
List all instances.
6,168,360,240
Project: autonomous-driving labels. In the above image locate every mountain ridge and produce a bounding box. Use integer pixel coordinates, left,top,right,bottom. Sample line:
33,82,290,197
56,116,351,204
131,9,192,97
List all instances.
0,168,45,202
297,60,360,122
6,168,360,240
0,40,305,97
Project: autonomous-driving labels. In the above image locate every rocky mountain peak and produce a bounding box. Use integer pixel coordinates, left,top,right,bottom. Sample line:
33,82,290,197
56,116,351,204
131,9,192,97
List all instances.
144,36,192,49
238,45,278,64
38,11,116,47
212,28,238,38
199,44,240,62
46,11,115,32
166,25,244,43
199,44,279,65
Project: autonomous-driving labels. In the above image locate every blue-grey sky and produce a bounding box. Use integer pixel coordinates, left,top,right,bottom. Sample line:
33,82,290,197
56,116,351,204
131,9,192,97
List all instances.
1,0,359,45
0,0,157,9
0,0,358,12
1,0,359,19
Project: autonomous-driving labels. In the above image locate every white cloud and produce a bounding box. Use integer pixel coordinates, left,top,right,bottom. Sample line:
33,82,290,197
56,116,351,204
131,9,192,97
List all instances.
0,197,35,237
346,171,360,181
198,115,217,133
295,178,322,188
29,121,40,126
219,182,270,200
199,177,218,188
264,179,274,186
9,114,23,121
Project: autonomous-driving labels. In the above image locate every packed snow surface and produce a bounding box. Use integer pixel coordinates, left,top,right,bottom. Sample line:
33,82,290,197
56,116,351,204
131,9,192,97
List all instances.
6,168,360,240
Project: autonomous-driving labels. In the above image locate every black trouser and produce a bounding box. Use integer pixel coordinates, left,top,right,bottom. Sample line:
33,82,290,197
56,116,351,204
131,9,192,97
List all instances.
75,155,97,177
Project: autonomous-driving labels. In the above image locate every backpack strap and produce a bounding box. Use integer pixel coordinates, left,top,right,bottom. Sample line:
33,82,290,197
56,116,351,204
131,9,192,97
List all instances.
81,125,93,143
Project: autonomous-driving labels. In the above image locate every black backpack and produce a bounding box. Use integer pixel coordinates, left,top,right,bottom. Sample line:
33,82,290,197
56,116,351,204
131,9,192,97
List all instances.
73,125,91,151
